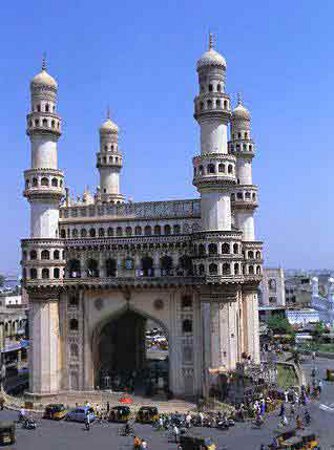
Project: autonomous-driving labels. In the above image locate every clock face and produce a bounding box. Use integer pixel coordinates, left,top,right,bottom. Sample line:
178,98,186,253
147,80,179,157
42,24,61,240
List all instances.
125,258,134,270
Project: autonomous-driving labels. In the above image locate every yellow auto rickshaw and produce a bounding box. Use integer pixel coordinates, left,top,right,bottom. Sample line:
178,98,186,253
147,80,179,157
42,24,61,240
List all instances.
136,406,159,424
108,406,131,423
43,404,68,420
0,421,15,446
179,435,216,450
299,431,319,449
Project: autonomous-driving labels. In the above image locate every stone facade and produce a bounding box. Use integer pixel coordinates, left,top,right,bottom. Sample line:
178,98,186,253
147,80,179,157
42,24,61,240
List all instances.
21,37,263,397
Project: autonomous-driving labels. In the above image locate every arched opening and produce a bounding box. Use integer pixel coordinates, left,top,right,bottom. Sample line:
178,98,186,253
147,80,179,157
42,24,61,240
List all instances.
89,228,96,238
30,250,37,260
95,309,169,395
141,256,154,277
154,225,161,235
221,242,230,254
135,226,142,235
178,255,193,276
208,243,217,255
41,177,49,186
41,268,49,279
160,255,173,276
106,258,117,277
87,259,99,277
53,250,60,260
41,249,50,260
144,225,152,236
164,224,171,235
67,259,81,278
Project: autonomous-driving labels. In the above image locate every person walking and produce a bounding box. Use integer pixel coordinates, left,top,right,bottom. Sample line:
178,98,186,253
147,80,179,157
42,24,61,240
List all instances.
85,411,90,431
140,439,147,449
173,424,180,443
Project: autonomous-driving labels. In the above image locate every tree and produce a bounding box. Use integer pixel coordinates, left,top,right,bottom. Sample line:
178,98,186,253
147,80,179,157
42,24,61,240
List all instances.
267,315,294,335
311,322,325,344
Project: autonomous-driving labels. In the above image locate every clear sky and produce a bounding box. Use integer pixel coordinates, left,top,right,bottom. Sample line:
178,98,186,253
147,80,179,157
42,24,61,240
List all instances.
0,0,333,274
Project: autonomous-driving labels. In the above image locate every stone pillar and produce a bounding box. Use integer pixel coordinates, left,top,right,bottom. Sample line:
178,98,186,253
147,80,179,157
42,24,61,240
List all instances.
242,288,260,363
29,298,60,393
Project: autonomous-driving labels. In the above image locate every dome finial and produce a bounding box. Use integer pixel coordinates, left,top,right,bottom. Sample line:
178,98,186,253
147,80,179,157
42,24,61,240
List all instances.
106,105,111,120
208,32,215,50
237,92,242,105
42,52,47,71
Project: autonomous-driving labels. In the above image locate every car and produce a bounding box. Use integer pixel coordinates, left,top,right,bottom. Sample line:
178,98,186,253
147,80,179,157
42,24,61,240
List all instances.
109,406,131,423
65,406,96,423
43,404,68,420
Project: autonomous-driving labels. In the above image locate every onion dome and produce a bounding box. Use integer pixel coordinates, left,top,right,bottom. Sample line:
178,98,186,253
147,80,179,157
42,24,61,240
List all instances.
232,94,250,121
197,33,226,70
99,109,119,133
30,56,57,89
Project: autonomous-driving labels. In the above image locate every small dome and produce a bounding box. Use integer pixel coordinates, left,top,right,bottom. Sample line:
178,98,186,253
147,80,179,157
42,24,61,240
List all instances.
99,118,119,133
232,102,250,121
197,48,226,71
31,69,57,89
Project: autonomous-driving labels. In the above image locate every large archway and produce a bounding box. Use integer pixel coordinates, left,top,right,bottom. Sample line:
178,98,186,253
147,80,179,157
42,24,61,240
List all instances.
94,308,169,396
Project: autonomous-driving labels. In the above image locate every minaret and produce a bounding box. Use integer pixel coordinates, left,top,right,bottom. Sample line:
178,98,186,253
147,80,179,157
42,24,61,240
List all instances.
193,34,236,231
24,57,64,237
229,95,257,240
96,111,125,204
22,58,63,394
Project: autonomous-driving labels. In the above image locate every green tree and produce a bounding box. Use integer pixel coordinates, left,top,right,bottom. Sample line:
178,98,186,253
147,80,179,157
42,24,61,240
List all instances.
311,321,325,344
267,315,293,335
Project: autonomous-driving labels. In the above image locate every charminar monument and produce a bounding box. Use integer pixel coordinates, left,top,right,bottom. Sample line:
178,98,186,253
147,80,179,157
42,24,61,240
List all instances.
21,35,263,398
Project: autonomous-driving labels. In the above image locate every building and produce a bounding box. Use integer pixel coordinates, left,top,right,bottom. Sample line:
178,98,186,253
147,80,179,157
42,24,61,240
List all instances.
258,268,286,321
311,276,334,327
285,275,312,307
21,37,263,397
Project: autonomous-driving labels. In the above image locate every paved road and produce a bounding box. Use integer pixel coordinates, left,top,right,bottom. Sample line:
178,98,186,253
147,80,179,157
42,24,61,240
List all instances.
0,355,333,449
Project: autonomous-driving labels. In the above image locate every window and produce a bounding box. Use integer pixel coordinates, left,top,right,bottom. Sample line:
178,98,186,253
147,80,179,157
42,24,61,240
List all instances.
107,227,114,237
141,256,154,277
22,251,27,261
164,225,171,235
249,265,254,275
30,268,37,279
98,228,105,237
42,118,48,127
81,228,87,238
207,99,212,108
207,164,215,174
216,99,221,108
217,83,221,92
125,226,132,236
233,243,238,254
200,101,204,111
208,84,213,92
248,251,254,259
41,177,49,186
209,263,218,275
179,255,193,276
269,296,277,304
45,103,49,112
198,264,205,275
68,259,81,278
60,229,66,238
30,250,37,260
182,319,192,333
86,259,99,277
208,243,217,255
135,226,142,235
53,268,60,279
218,163,225,173
51,178,58,187
256,251,261,259
89,228,96,238
154,225,161,235
160,255,173,275
144,225,152,236
224,100,228,108
106,259,117,277
41,249,50,260
173,224,181,234
69,319,79,331
234,263,239,275
256,265,261,275
181,295,192,308
199,244,206,256
41,268,49,279
221,243,230,254
222,263,230,275
228,164,233,174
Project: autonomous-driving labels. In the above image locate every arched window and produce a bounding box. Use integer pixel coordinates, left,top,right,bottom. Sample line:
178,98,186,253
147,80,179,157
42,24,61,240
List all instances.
135,226,142,235
41,177,49,186
42,118,48,127
256,251,261,259
216,99,221,108
182,319,192,333
106,258,117,277
198,244,206,256
249,265,254,275
53,268,60,279
67,259,81,278
81,228,87,238
98,228,105,237
244,132,248,139
125,226,132,236
222,263,230,275
144,225,152,236
141,256,154,277
60,229,66,238
51,120,55,128
249,145,253,151
69,319,78,331
207,99,212,108
30,268,37,279
32,178,38,187
34,119,39,126
86,259,99,277
218,163,225,173
248,251,254,259
107,227,114,237
217,83,221,92
36,105,41,112
256,265,261,275
179,255,193,276
238,132,241,139
41,268,49,279
89,228,96,238
245,192,251,199
209,263,218,275
208,243,217,255
160,255,173,276
154,225,161,235
224,100,228,108
221,243,230,254
41,249,50,260
233,243,238,254
207,164,215,174
173,224,181,234
30,250,37,260
234,263,239,275
228,165,233,174
164,224,171,235
45,103,49,112
51,178,58,187
198,264,205,275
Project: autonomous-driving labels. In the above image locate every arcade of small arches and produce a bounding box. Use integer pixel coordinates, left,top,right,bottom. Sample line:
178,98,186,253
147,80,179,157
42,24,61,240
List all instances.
231,191,257,202
60,223,184,239
25,174,63,190
193,261,262,277
28,116,61,131
193,162,235,176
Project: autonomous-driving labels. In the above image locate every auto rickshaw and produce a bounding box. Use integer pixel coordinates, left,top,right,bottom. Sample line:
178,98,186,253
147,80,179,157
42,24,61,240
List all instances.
279,435,304,449
43,404,68,420
0,421,15,445
299,431,319,448
136,406,159,424
108,406,131,423
179,435,216,450
274,429,297,446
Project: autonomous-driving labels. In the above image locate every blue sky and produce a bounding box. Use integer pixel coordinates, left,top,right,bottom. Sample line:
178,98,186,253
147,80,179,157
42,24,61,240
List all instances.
0,0,333,274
